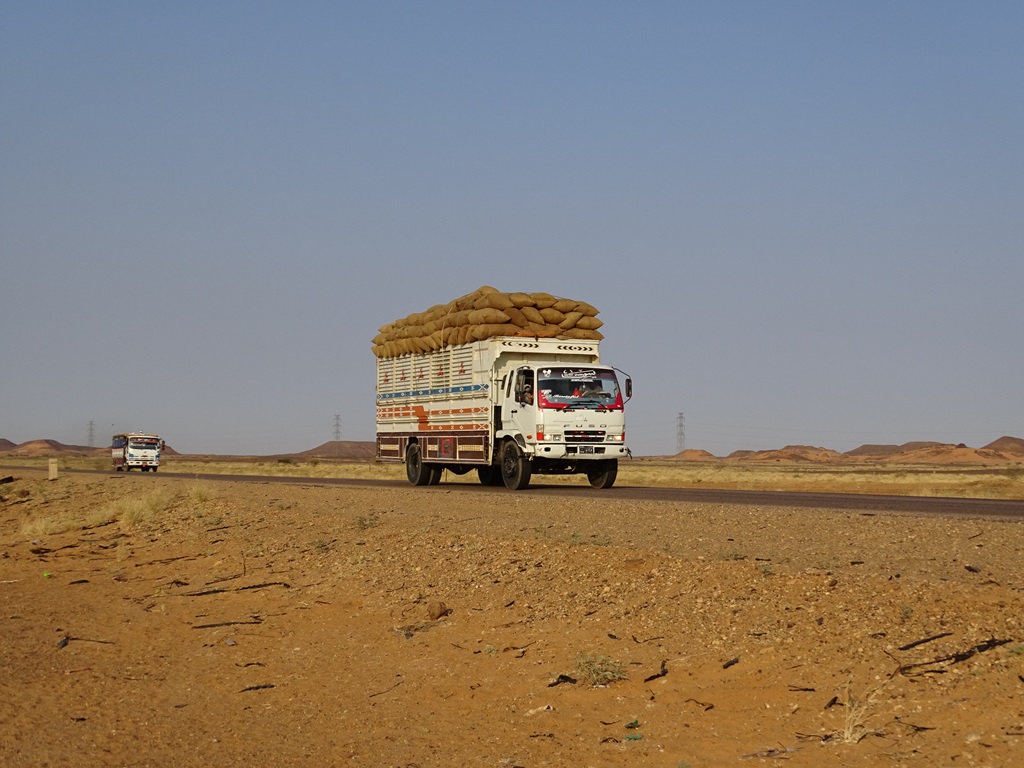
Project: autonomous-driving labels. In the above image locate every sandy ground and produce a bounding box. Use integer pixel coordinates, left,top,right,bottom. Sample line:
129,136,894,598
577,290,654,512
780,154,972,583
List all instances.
2,470,1023,767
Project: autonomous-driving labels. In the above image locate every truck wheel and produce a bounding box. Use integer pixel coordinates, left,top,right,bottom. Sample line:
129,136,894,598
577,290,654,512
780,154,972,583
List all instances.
587,459,618,489
406,443,433,486
500,441,532,490
477,465,503,486
426,464,442,485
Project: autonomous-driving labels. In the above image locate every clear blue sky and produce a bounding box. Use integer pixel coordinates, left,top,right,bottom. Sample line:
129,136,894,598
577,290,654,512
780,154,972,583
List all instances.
2,2,1021,457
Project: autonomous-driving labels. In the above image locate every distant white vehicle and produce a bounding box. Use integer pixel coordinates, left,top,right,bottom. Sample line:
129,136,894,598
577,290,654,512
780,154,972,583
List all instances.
112,433,162,472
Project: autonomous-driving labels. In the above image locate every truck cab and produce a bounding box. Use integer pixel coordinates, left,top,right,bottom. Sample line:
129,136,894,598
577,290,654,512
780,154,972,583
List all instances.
497,364,630,488
112,433,162,472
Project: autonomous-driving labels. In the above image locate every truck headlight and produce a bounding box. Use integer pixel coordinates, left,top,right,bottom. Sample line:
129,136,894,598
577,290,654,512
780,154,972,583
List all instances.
606,434,624,442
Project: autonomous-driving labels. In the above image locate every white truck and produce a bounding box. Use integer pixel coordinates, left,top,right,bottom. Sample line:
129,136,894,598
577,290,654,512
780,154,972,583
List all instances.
376,336,631,489
112,432,162,472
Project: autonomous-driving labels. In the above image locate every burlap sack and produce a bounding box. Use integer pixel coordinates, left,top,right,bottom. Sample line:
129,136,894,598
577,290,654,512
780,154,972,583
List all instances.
575,315,604,330
468,308,512,325
558,311,584,330
504,306,530,327
529,322,561,337
520,306,545,325
373,286,602,357
471,323,520,341
560,328,604,340
539,307,566,324
474,292,515,310
530,292,557,309
551,299,579,313
508,292,536,308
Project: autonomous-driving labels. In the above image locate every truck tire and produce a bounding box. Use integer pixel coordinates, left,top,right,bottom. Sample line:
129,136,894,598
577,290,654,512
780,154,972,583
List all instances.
406,443,434,486
477,465,503,486
500,441,531,490
587,459,618,489
427,464,442,485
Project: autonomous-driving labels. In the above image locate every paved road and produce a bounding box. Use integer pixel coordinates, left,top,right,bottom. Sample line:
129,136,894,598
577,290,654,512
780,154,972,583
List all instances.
23,466,1024,521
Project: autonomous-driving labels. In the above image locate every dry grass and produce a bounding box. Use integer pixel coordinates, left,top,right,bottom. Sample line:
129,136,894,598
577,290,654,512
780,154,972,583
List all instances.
17,484,174,538
187,482,214,504
114,490,172,527
4,455,1022,499
835,679,889,744
621,459,1024,500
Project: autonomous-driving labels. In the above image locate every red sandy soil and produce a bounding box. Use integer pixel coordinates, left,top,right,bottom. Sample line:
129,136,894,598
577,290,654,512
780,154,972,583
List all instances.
2,470,1023,767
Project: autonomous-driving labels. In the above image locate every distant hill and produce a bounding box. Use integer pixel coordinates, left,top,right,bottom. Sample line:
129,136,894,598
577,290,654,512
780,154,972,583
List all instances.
983,436,1024,455
724,450,755,460
691,437,1024,465
845,441,943,457
889,443,1018,465
6,435,1021,464
674,449,719,461
291,441,377,460
1,439,104,457
729,445,846,463
0,439,175,457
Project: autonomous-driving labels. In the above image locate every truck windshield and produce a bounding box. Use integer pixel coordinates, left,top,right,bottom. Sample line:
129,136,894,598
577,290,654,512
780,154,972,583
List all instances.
129,440,159,450
536,368,622,410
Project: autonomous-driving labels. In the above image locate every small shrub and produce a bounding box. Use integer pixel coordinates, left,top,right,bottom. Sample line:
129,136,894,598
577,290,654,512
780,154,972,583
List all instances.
21,513,78,537
188,483,213,504
117,491,172,527
574,652,627,686
836,680,887,744
356,514,380,530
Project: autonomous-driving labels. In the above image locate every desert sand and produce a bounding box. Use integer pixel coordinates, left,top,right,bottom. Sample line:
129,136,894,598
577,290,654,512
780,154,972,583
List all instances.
2,467,1023,767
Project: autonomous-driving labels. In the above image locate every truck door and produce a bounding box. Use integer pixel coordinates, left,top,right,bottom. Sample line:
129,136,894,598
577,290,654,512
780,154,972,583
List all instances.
503,367,536,441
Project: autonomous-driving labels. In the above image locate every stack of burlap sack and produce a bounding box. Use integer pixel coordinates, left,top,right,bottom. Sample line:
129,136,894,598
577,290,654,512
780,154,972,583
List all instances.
372,285,604,358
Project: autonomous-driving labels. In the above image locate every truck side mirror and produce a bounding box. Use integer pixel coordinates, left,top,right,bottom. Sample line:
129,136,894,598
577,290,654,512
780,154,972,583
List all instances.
625,378,632,398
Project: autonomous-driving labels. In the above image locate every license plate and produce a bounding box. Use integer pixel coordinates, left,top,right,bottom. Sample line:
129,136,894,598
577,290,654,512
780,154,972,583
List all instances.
579,445,595,454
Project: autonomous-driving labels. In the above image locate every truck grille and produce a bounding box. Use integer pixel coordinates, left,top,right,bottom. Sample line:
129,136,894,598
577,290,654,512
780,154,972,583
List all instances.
564,430,606,443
